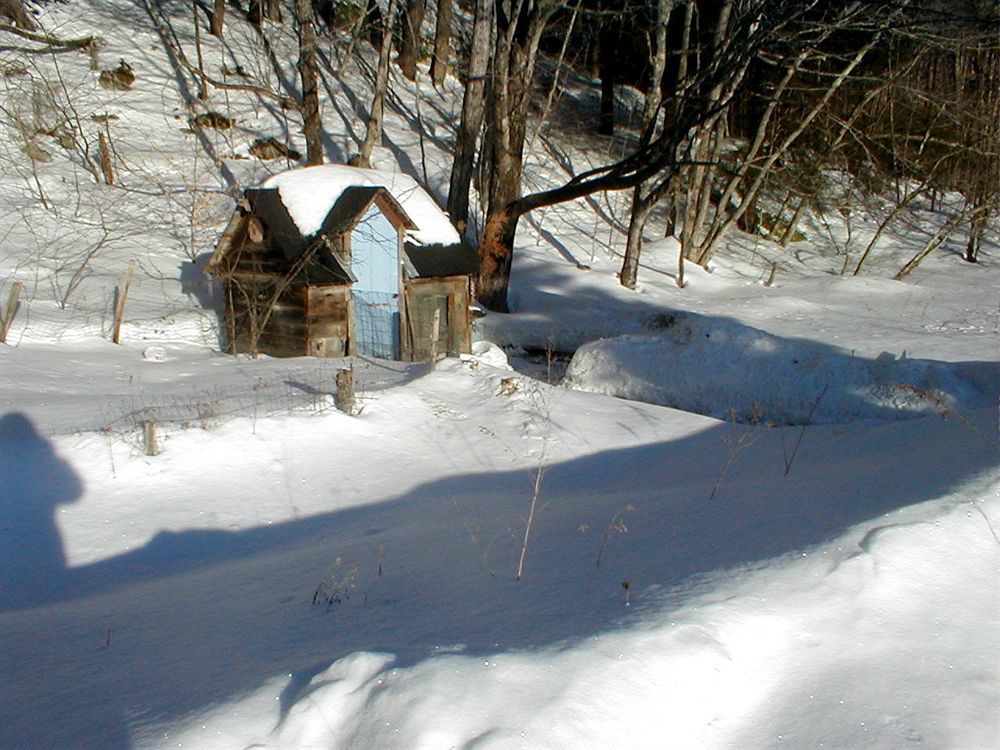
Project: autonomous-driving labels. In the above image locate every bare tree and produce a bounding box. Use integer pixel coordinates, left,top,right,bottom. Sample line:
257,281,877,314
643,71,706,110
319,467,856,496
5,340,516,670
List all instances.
688,20,884,269
397,0,427,81
446,0,493,232
192,0,210,100
430,0,453,87
475,0,560,310
441,0,994,310
210,0,226,38
296,0,323,165
358,0,400,167
619,0,675,290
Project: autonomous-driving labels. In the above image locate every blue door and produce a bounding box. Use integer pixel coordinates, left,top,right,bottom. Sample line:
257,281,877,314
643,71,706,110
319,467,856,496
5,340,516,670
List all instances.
352,205,400,358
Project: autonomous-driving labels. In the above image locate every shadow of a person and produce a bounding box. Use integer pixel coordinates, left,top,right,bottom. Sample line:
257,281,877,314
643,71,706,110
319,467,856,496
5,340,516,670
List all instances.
0,414,132,747
0,413,83,609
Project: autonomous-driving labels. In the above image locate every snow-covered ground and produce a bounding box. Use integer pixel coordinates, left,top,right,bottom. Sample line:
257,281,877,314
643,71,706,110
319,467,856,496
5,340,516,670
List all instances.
1,2,998,749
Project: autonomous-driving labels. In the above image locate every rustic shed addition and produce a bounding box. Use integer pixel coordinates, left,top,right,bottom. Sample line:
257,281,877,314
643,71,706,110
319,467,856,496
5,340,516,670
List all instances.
208,165,478,361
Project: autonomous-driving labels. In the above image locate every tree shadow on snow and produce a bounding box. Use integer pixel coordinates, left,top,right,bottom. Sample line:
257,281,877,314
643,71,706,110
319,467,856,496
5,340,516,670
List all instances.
0,402,997,748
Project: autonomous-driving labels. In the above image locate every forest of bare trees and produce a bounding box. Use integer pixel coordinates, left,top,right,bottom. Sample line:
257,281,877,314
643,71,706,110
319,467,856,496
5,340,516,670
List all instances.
431,0,998,309
4,0,996,311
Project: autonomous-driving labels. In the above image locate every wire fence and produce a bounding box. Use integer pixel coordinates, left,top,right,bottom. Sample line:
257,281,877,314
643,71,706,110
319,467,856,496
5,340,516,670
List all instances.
17,356,427,441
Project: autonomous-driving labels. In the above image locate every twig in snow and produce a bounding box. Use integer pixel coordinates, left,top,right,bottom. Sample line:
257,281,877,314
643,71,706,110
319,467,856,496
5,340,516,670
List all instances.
781,379,830,476
709,405,764,502
595,503,635,567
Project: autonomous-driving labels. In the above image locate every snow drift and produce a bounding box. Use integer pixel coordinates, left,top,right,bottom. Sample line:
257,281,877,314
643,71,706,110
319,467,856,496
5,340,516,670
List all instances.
563,311,997,424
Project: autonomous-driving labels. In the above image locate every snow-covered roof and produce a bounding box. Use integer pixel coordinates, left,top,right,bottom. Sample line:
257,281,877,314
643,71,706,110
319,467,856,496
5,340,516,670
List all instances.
262,165,461,248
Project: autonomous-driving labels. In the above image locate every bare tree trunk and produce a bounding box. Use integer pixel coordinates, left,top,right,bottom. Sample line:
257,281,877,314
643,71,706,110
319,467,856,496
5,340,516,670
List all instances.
620,191,654,288
296,0,323,165
249,0,282,26
358,0,398,167
192,0,209,100
965,199,989,263
894,209,969,281
780,196,807,247
477,206,519,311
620,0,674,290
398,0,426,81
210,0,226,37
430,0,453,87
680,0,734,265
446,0,493,232
527,0,580,150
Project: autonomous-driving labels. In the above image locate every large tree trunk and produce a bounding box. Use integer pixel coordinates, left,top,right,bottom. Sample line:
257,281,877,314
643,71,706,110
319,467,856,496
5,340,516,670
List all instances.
296,0,323,165
358,0,398,166
430,0,453,87
477,207,520,312
447,0,493,232
210,0,225,37
474,0,555,310
397,0,427,81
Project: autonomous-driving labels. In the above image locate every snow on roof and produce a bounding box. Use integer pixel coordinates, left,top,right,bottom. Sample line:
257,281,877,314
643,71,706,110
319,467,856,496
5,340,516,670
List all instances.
262,165,461,248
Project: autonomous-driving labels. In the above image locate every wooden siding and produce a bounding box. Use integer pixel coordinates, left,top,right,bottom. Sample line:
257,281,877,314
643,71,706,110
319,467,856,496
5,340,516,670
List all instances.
306,285,350,357
225,280,312,357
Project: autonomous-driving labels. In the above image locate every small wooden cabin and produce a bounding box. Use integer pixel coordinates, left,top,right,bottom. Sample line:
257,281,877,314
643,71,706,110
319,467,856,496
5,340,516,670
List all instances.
207,165,478,361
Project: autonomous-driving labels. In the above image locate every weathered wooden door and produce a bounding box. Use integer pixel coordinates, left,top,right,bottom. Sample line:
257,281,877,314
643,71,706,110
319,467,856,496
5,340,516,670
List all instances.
409,293,450,361
351,205,400,358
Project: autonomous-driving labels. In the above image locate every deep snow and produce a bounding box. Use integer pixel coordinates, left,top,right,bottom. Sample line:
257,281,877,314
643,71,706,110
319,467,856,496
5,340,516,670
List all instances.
0,2,998,749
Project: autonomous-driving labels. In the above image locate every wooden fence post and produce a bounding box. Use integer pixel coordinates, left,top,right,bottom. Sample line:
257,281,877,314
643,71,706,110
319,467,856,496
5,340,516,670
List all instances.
99,131,115,185
335,366,355,414
0,281,23,343
143,420,160,456
112,260,135,344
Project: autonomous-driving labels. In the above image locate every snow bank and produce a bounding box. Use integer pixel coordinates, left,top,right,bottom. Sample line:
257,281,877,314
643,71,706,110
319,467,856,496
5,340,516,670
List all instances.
563,312,996,424
151,470,1000,750
263,165,461,247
